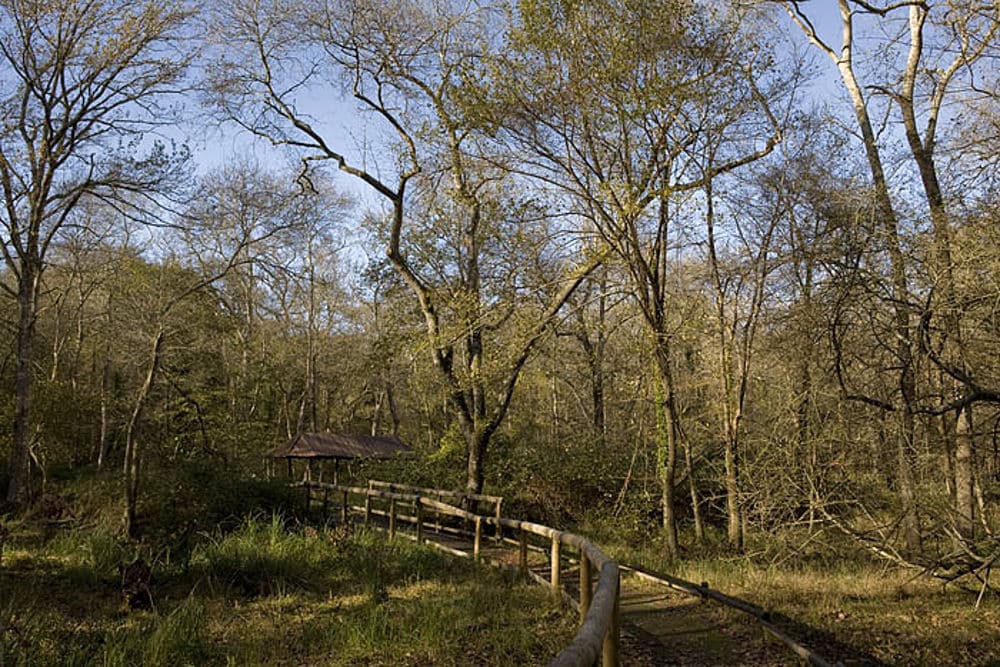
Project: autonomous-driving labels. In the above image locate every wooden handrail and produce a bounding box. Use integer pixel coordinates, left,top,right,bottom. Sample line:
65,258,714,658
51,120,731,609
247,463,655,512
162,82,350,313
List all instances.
296,480,621,666
368,479,502,504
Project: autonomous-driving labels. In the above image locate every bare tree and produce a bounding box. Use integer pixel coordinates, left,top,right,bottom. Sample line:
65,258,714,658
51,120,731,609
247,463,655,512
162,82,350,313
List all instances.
208,0,597,494
0,0,192,506
783,0,1000,548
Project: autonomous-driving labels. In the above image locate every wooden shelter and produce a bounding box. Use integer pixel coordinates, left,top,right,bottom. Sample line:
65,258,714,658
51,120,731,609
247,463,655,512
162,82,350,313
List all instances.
269,432,412,483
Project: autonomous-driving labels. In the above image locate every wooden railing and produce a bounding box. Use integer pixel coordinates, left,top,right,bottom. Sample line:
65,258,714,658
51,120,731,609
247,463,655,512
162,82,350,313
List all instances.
296,480,621,667
367,479,504,539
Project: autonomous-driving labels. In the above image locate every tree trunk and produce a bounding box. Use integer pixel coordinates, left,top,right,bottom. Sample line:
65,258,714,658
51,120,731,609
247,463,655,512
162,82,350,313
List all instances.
6,266,39,506
954,405,975,541
684,440,704,545
653,351,680,560
464,428,487,496
898,405,922,553
724,427,743,551
386,383,400,437
839,48,922,555
123,330,165,539
786,0,925,554
97,357,112,469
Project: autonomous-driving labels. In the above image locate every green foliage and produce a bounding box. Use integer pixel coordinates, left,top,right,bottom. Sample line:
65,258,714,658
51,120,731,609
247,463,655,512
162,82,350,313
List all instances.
141,596,208,667
191,516,451,603
0,591,46,666
86,596,208,667
2,510,575,666
136,461,297,552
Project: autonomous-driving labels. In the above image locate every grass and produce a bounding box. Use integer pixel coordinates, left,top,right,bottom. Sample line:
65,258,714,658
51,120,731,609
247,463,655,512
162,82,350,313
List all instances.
0,514,575,666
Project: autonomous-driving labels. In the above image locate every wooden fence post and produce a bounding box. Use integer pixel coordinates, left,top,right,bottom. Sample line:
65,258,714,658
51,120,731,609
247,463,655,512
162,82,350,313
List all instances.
495,500,503,543
579,554,592,625
519,526,528,575
389,498,397,538
601,569,621,667
364,494,372,526
550,533,562,596
416,498,424,545
474,516,482,561
341,490,349,523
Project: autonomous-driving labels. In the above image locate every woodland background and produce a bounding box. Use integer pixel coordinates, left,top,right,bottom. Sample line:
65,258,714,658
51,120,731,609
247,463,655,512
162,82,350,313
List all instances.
1,0,1000,584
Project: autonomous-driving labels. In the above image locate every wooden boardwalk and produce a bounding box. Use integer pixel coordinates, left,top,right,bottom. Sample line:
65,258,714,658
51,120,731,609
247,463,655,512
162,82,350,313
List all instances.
341,509,809,666
298,480,840,666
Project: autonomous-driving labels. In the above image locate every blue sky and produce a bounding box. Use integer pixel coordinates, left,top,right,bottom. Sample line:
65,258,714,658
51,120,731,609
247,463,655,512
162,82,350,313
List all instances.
182,2,867,211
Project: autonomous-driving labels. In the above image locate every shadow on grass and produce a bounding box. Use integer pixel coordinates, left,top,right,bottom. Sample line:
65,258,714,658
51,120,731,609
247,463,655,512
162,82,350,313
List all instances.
766,610,888,666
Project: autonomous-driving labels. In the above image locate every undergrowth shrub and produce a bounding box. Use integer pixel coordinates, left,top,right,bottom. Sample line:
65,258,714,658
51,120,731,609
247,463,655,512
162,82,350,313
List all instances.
190,514,340,595
139,461,297,552
46,524,131,585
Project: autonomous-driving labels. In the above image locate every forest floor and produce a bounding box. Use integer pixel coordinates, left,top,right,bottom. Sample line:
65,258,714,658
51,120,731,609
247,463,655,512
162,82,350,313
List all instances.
3,470,998,666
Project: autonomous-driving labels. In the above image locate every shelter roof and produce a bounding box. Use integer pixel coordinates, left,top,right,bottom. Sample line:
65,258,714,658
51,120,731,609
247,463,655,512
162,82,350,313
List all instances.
270,432,412,460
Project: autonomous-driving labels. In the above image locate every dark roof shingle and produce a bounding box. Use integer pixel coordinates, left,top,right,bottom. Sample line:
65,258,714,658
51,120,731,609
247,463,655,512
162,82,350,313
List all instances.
270,432,412,460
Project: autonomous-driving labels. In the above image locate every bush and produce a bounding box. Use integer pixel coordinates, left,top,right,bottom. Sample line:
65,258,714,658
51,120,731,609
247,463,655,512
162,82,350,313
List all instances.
135,460,298,552
190,514,340,595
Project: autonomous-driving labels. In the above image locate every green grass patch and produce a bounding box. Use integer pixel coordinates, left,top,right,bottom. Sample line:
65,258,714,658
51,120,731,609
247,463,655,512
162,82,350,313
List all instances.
1,515,575,666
